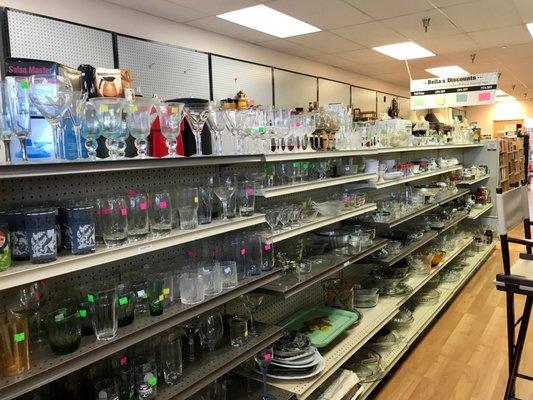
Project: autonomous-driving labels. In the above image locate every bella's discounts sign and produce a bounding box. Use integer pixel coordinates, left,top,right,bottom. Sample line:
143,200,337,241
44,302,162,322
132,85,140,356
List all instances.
410,72,498,110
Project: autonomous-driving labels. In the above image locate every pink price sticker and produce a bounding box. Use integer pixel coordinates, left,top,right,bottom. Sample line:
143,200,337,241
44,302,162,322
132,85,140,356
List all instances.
127,189,136,196
159,201,167,209
121,208,128,216
245,188,254,196
240,248,246,256
120,356,128,366
139,202,147,210
263,243,271,251
101,207,111,215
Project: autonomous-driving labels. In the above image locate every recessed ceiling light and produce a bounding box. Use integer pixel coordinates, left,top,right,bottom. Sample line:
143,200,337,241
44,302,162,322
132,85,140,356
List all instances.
217,5,321,38
425,65,469,78
526,22,533,38
372,42,435,60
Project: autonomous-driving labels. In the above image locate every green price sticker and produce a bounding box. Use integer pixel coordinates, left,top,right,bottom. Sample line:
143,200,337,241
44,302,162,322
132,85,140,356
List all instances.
78,309,87,318
58,307,67,316
19,81,29,89
119,296,129,305
87,294,95,303
303,162,310,170
162,288,170,295
13,332,25,343
147,376,157,387
158,294,164,302
292,162,300,168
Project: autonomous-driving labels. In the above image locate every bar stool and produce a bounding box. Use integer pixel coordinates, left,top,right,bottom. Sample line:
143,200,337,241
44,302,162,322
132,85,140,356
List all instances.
494,185,533,400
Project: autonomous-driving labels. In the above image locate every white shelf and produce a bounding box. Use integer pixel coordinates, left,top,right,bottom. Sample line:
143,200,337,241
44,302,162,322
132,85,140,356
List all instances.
257,173,377,198
0,214,265,291
456,174,490,185
365,166,463,189
377,144,485,154
468,203,493,220
272,204,377,243
263,149,377,162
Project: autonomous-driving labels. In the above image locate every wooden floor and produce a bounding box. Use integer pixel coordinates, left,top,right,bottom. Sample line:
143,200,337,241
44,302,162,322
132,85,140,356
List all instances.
374,225,533,400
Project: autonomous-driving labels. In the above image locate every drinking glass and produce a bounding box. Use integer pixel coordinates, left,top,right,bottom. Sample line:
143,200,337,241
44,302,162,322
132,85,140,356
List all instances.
88,287,118,341
134,357,158,400
146,279,164,316
176,187,199,230
81,103,101,161
98,195,129,247
117,286,135,328
149,189,173,235
240,293,264,337
220,260,238,289
0,81,14,164
179,268,205,304
184,102,210,156
180,316,199,362
11,281,48,349
200,262,223,296
126,100,155,159
244,232,262,277
198,185,213,225
67,90,88,159
95,378,120,400
223,109,247,155
214,184,236,221
29,75,72,160
0,311,30,376
78,300,93,336
229,316,248,347
6,77,31,162
126,190,150,241
156,102,184,158
88,97,125,160
260,233,275,271
132,281,148,315
158,272,176,306
255,347,275,400
238,181,255,217
160,332,183,385
116,366,135,400
198,311,224,352
206,108,225,156
43,307,81,355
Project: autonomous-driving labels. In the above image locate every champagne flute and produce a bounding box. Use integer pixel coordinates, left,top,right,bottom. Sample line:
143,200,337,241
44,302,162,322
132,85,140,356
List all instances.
255,347,275,400
206,107,225,156
6,78,31,162
68,90,88,159
0,81,14,163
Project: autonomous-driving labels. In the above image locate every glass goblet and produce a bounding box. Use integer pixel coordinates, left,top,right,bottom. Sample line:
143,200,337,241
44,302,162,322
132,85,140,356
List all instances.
240,293,264,337
184,102,210,157
198,311,224,352
6,78,31,162
67,90,88,160
88,97,125,160
126,99,155,159
156,102,184,158
0,81,14,164
180,316,200,362
80,104,101,161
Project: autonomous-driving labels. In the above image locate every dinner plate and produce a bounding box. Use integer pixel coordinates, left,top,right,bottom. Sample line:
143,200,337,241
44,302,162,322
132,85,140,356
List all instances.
273,346,316,362
263,354,325,380
271,350,321,369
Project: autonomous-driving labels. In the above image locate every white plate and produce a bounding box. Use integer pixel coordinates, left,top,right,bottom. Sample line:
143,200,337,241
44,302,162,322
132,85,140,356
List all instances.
273,346,316,362
271,350,321,369
265,354,325,380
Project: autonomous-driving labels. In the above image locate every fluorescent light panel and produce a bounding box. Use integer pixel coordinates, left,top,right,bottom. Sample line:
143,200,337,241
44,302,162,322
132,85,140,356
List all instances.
527,22,533,38
372,41,435,60
217,5,321,38
425,65,469,78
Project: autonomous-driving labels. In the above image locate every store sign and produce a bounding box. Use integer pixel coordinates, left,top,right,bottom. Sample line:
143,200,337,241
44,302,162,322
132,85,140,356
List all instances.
410,72,498,110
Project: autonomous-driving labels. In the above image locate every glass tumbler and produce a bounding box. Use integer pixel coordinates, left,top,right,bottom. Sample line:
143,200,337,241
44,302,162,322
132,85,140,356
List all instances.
260,232,274,271
95,378,120,400
78,301,93,336
229,316,248,347
176,187,199,230
134,356,158,400
98,196,129,247
117,286,135,328
238,180,255,217
116,366,135,400
0,311,30,376
146,279,164,316
179,268,205,305
198,185,213,225
25,207,58,264
127,190,150,241
88,287,118,341
200,262,223,297
220,261,238,289
44,307,81,355
149,189,173,235
159,332,183,385
132,281,148,315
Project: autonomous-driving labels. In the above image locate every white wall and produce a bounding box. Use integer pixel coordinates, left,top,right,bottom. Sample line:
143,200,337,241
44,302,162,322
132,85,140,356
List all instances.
0,0,409,97
465,101,533,136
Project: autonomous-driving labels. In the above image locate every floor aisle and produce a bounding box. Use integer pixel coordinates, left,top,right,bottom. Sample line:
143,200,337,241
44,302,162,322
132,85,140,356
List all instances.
373,225,533,400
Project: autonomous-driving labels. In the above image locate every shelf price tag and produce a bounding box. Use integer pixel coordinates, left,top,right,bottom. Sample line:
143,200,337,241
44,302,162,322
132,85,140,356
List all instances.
13,332,25,343
78,309,87,318
119,296,129,305
87,294,95,303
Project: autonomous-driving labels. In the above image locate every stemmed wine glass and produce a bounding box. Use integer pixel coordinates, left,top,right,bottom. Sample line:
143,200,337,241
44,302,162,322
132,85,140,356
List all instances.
198,311,224,353
68,90,88,159
255,347,275,400
6,78,31,162
303,112,317,152
223,110,247,155
29,75,73,160
273,109,290,153
156,102,184,158
81,103,101,160
180,316,200,362
89,97,125,160
183,102,210,157
126,99,155,158
206,108,225,156
0,81,14,163
240,293,264,337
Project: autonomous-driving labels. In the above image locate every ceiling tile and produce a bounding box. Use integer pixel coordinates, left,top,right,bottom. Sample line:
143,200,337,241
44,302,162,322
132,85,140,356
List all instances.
469,25,531,47
512,0,533,23
335,49,391,65
346,60,405,75
187,16,276,42
372,72,410,86
381,9,461,40
168,0,259,15
344,0,434,19
429,0,477,5
441,0,523,32
417,33,478,54
105,0,206,22
332,21,407,48
257,39,322,57
306,54,354,67
267,0,372,29
287,31,364,53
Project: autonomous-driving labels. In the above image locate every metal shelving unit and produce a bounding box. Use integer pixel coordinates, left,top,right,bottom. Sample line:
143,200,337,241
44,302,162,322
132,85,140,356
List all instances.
0,214,266,291
468,203,493,220
455,174,490,185
376,231,438,267
364,166,463,189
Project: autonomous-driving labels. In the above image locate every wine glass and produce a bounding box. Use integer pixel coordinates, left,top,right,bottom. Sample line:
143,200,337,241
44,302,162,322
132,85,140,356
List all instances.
80,103,101,161
180,316,200,362
68,90,88,160
156,102,184,158
88,97,125,160
255,347,275,400
223,109,247,155
303,112,317,152
273,109,290,153
198,311,224,352
0,81,14,164
29,75,73,160
206,107,225,156
126,99,155,158
183,102,210,157
6,78,31,162
213,183,236,221
240,293,264,337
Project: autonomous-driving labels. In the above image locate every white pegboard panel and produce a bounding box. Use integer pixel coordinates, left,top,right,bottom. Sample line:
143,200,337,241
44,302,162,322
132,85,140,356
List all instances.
351,87,376,112
319,79,350,107
211,56,272,106
7,10,114,68
274,69,317,109
117,35,210,100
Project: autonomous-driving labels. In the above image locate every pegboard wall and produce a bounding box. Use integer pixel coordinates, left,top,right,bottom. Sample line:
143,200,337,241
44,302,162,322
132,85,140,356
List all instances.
7,9,115,69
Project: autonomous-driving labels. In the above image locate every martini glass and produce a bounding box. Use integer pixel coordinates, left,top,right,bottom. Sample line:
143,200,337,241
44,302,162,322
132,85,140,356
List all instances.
6,78,31,162
80,103,101,160
213,184,236,221
156,102,184,158
89,97,125,160
0,81,14,163
29,75,72,160
207,108,225,156
184,102,210,157
126,99,155,158
240,293,264,337
68,90,88,159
